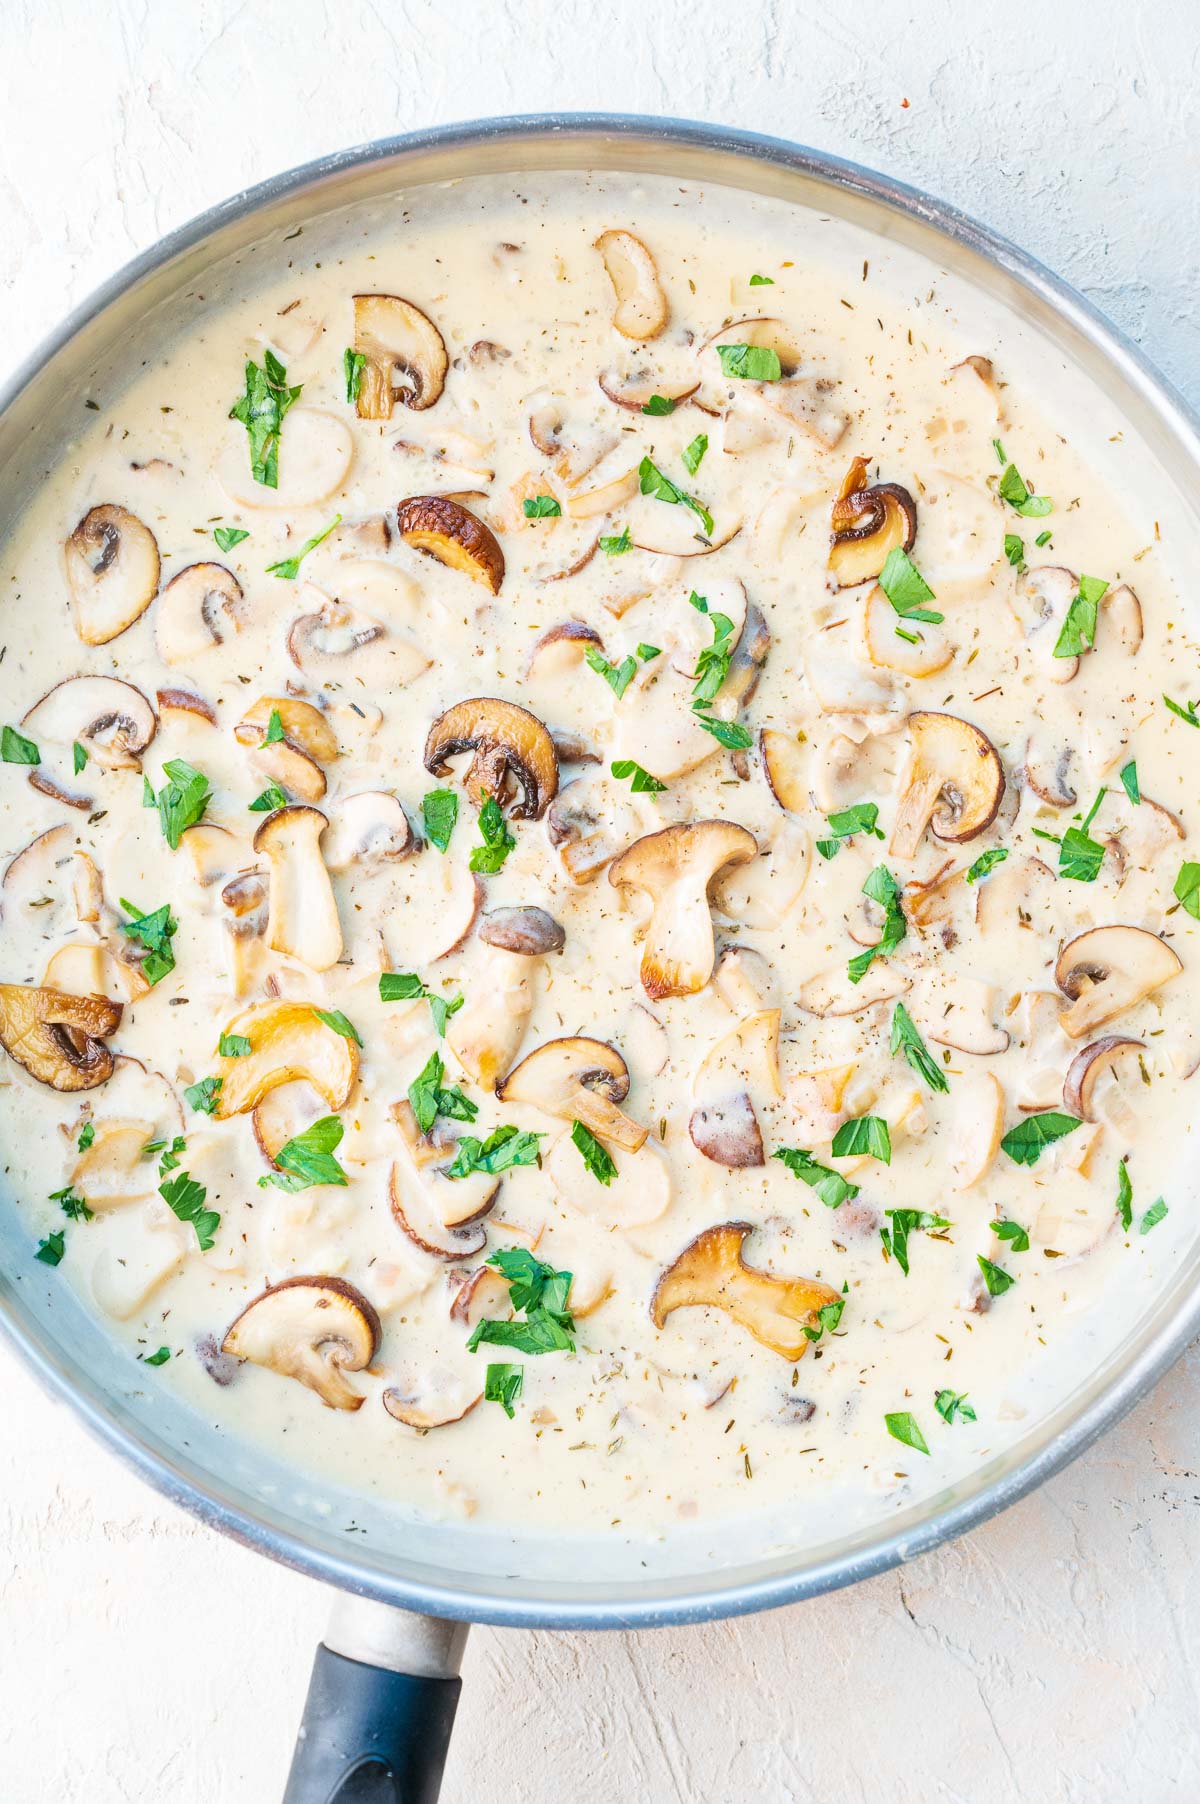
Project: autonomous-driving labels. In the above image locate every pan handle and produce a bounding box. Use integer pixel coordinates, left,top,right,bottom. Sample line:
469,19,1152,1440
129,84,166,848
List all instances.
282,1595,469,1804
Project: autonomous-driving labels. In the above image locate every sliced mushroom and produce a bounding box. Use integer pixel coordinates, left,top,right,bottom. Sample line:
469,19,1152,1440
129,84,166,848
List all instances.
712,820,809,930
610,657,721,781
689,1010,781,1168
609,821,758,999
252,806,343,971
388,1110,496,1259
65,505,160,644
221,409,354,510
863,584,953,677
251,1078,328,1165
950,1070,1005,1188
4,824,87,932
395,495,504,594
594,230,667,340
974,852,1057,937
498,1037,647,1151
759,729,807,812
545,773,640,883
0,984,121,1090
650,1222,840,1359
321,792,413,873
446,943,536,1091
69,1118,157,1209
155,563,246,665
797,962,911,1017
1101,583,1142,655
156,687,217,727
1063,1035,1145,1123
1023,738,1077,808
598,365,700,411
424,697,558,820
214,1000,359,1117
758,376,850,450
924,977,1009,1055
546,1130,673,1228
478,906,564,956
694,317,806,410
23,677,156,771
91,1199,191,1321
222,1276,381,1410
235,694,337,804
713,945,780,1013
889,712,1005,859
1055,926,1182,1038
352,293,447,417
809,719,903,813
383,1365,482,1430
526,621,604,682
565,467,640,521
1010,567,1080,682
287,598,430,690
828,457,917,590
527,395,618,485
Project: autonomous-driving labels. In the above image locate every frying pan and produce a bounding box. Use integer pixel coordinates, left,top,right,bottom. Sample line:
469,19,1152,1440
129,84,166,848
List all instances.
2,114,1199,1804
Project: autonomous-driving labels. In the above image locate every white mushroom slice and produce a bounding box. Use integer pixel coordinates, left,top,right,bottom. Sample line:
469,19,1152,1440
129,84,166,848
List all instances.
545,774,641,884
594,230,667,340
626,499,742,559
498,1037,647,1151
693,317,806,410
797,962,910,1017
527,393,619,485
809,720,903,813
1100,583,1142,655
41,943,107,996
758,729,807,812
1055,925,1182,1038
388,1146,494,1261
610,657,721,781
448,1264,513,1329
750,479,832,567
383,853,482,964
220,408,353,510
353,293,447,417
321,792,413,873
664,579,748,682
1106,795,1184,873
609,821,758,999
65,505,160,644
803,632,896,717
546,1131,673,1229
526,621,604,683
91,1198,191,1320
712,820,809,930
3,823,81,932
288,597,430,690
383,1358,483,1430
950,1070,1005,1188
862,584,953,677
69,1118,156,1209
251,1079,328,1165
783,1062,856,1143
598,363,699,411
155,562,246,665
925,977,1009,1055
1010,567,1080,682
1033,1170,1116,1262
974,853,1057,936
252,806,342,972
713,945,780,1013
223,1276,381,1410
1063,1036,1145,1127
1023,737,1077,809
621,1001,670,1080
23,677,156,772
889,711,1005,860
156,686,217,728
689,1010,781,1168
447,944,535,1091
755,375,849,449
564,467,640,520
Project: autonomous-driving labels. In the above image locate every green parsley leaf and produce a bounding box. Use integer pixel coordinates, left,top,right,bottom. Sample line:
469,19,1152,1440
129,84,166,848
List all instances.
641,395,675,416
1119,760,1140,806
229,350,302,489
312,1008,363,1047
219,1033,252,1058
585,646,638,701
1,725,39,765
1035,529,1053,547
881,1208,952,1276
378,973,463,1038
992,438,1007,466
213,525,250,553
847,865,906,984
248,784,289,813
156,1135,186,1176
885,1411,929,1456
1173,861,1200,920
990,1218,1030,1252
407,1050,478,1135
147,758,212,850
1116,1159,1133,1231
469,1313,574,1355
802,1294,847,1345
1003,533,1025,568
716,343,782,381
343,348,366,404
265,514,341,580
878,547,944,624
522,495,562,518
693,714,753,750
690,599,738,709
485,1362,524,1417
748,273,774,286
421,788,458,853
447,1124,543,1181
160,1168,219,1250
467,1248,575,1356
599,526,631,556
1140,1197,1168,1234
1163,694,1200,728
815,801,884,860
890,1001,949,1093
1053,574,1108,659
772,1146,859,1209
259,1116,348,1192
570,1119,616,1185
831,1114,891,1164
117,899,178,987
965,847,1009,884
49,1184,94,1222
35,1229,66,1266
73,741,88,775
638,455,713,537
611,758,667,795
637,643,661,661
184,1076,222,1115
1000,1110,1081,1166
935,1389,976,1425
681,433,708,476
997,461,1052,518
468,795,516,874
143,1346,172,1367
977,1254,1014,1296
263,708,285,745
77,1121,95,1152
1034,790,1107,883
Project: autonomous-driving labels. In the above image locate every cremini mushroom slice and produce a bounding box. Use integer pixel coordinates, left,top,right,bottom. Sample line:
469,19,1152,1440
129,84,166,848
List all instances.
546,1130,673,1228
252,805,343,972
565,466,640,522
221,408,353,510
693,316,806,411
251,1078,328,1166
287,595,430,690
321,792,413,873
797,962,910,1017
712,819,809,930
527,393,618,485
0,984,122,1091
388,1108,496,1257
65,504,160,644
156,686,217,727
689,1010,781,1169
383,1361,483,1430
424,697,558,820
598,363,699,411
594,229,668,340
447,914,563,1092
23,677,157,772
950,1070,1005,1188
545,772,641,883
213,999,359,1117
352,293,447,417
4,824,93,935
395,495,505,594
235,694,338,804
828,457,917,589
889,711,1005,859
1100,583,1143,655
650,1222,840,1359
1023,737,1077,809
155,562,246,665
809,719,903,813
69,1118,157,1209
1063,1035,1145,1125
222,1276,381,1411
478,905,565,957
862,584,953,677
1010,566,1081,682
526,621,604,683
1055,926,1182,1039
608,821,758,999
498,1036,647,1151
759,729,807,812
924,976,1010,1055
713,945,780,1013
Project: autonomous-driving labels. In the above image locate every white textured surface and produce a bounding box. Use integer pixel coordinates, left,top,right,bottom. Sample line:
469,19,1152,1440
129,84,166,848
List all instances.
2,5,1199,1799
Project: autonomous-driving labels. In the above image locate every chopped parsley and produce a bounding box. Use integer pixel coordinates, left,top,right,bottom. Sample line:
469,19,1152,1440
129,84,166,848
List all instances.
1119,760,1140,806
117,899,178,987
1003,533,1025,569
147,759,211,850
35,1230,66,1266
313,1007,362,1047
1000,1110,1081,1166
965,847,1009,884
716,343,782,381
263,708,285,745
772,1146,859,1209
468,795,517,874
890,1002,948,1093
1,724,39,765
1053,574,1108,659
1116,1159,1134,1231
990,1218,1030,1252
1032,789,1107,882
803,1293,847,1346
847,865,906,984
689,590,737,708
343,348,366,404
183,1075,222,1115
815,801,884,860
266,514,340,580
378,973,463,1039
977,1254,1014,1297
160,1168,220,1250
522,495,562,518
484,1362,524,1417
682,433,708,476
599,525,631,555
693,715,753,750
143,1347,172,1367
1141,1197,1168,1234
421,788,458,853
77,1121,95,1152
1163,694,1200,728
997,460,1052,518
73,742,88,775
611,758,667,795
831,1114,891,1164
258,1116,348,1191
467,1247,574,1355
570,1119,616,1185
1173,861,1200,920
228,349,301,489
213,525,249,554
881,1209,951,1276
638,455,713,537
877,547,943,626
935,1389,976,1425
748,273,774,286
49,1185,93,1223
407,1050,478,1135
585,646,638,701
446,1124,543,1181
636,644,661,662
248,783,289,813
219,1033,252,1058
641,394,675,416
885,1411,929,1456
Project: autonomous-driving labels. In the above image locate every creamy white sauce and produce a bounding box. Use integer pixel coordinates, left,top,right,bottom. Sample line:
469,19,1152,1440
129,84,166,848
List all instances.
1,172,1197,1551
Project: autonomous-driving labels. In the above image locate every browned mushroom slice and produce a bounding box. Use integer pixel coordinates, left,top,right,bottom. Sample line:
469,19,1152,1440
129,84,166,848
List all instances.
498,1037,647,1151
155,562,245,665
235,694,337,804
828,456,917,589
721,604,771,712
0,984,122,1091
156,687,217,726
526,621,604,682
1023,738,1077,808
478,906,565,956
889,712,1005,859
1055,926,1182,1039
65,504,160,644
396,495,504,594
650,1222,840,1359
23,677,156,771
223,1276,381,1410
382,1366,483,1430
689,1093,763,1168
214,1000,359,1117
252,806,343,971
321,792,413,873
759,728,807,812
1063,1035,1145,1122
594,230,667,340
388,1158,491,1261
608,821,758,999
424,697,558,820
689,1009,780,1168
352,293,447,417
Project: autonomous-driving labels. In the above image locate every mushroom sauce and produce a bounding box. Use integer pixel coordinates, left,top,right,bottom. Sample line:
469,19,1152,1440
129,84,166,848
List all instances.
1,173,1198,1544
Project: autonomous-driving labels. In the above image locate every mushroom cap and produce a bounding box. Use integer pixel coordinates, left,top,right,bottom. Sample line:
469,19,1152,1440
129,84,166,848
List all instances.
478,905,565,956
689,1094,764,1168
889,711,1005,860
155,561,245,665
222,1275,381,1411
22,677,157,771
353,293,447,417
396,495,505,594
424,696,559,821
1055,926,1182,1038
498,1035,647,1152
650,1222,840,1359
1063,1035,1146,1122
828,458,917,590
65,504,160,644
608,820,758,999
321,791,413,872
0,983,122,1091
213,1000,359,1117
235,695,338,763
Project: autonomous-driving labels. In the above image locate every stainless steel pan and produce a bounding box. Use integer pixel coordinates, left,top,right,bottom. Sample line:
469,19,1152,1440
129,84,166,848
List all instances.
3,114,1199,1802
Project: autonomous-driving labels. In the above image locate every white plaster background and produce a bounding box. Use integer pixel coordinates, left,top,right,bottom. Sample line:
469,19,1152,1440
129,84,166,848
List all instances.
1,4,1199,1799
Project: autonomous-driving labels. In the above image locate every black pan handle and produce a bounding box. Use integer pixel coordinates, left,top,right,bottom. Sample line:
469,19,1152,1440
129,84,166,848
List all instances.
282,1598,469,1804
